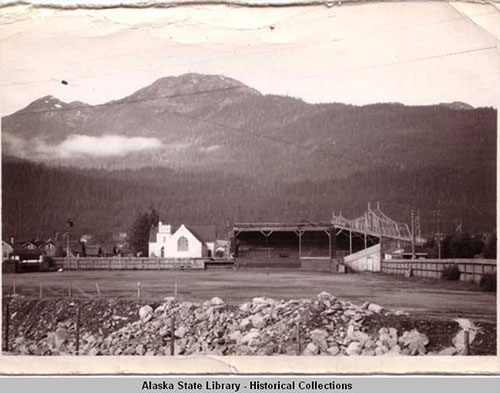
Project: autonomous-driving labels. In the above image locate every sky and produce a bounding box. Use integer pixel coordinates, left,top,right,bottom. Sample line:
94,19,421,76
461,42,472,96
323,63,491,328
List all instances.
0,1,499,115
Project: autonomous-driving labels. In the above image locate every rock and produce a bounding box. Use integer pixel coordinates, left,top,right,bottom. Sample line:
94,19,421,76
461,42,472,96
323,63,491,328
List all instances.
252,297,269,305
174,326,188,338
363,339,375,349
211,297,224,306
361,302,370,309
317,292,335,304
55,327,68,341
346,342,362,356
136,344,146,355
241,330,260,345
399,329,429,355
251,315,266,329
327,345,340,356
240,317,252,330
439,347,457,356
367,303,384,314
139,305,153,320
239,303,251,312
310,329,329,351
228,330,243,344
389,344,401,354
375,344,388,356
303,342,319,355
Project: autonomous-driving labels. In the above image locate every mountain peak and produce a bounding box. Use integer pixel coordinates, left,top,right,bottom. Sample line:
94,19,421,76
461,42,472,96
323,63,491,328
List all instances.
439,101,475,110
119,73,260,103
18,95,66,113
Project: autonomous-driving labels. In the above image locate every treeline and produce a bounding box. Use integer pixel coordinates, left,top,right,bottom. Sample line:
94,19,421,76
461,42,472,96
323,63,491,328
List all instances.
2,157,495,242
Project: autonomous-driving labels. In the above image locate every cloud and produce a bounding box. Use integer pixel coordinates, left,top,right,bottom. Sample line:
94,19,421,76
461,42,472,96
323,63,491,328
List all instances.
52,134,163,158
3,133,163,160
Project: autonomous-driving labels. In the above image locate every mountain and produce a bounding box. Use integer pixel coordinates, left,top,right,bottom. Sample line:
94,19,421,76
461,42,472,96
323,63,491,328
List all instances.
1,73,497,239
4,73,496,181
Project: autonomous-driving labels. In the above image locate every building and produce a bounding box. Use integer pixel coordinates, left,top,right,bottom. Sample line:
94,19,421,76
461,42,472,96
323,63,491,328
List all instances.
149,221,216,258
2,240,14,260
40,240,56,257
232,222,348,271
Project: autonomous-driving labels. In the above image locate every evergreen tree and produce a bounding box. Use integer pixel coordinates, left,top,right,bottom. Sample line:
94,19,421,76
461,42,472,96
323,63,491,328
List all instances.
129,208,159,256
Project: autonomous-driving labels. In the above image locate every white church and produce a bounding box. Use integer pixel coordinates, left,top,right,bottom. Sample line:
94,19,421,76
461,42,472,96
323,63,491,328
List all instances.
148,221,216,259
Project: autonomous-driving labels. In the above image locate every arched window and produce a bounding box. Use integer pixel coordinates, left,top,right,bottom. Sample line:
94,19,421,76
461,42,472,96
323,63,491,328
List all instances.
177,236,189,252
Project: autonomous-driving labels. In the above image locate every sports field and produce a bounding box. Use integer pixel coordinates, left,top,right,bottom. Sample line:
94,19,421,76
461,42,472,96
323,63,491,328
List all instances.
2,269,496,322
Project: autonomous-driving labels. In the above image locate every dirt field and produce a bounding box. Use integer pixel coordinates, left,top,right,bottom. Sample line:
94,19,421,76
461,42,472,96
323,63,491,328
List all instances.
2,269,496,322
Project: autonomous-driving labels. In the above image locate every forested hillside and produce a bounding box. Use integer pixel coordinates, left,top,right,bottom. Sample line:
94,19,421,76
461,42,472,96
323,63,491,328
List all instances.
2,157,495,242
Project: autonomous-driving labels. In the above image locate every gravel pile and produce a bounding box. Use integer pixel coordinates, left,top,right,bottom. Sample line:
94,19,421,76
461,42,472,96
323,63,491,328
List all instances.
4,292,490,356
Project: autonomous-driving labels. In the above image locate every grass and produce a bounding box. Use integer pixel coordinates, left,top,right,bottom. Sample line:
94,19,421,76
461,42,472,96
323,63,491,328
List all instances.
2,268,497,322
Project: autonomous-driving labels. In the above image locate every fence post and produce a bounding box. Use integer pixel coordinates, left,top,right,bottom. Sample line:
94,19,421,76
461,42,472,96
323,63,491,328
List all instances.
12,282,16,296
174,282,178,300
170,314,175,356
75,306,81,355
95,282,101,298
3,301,10,352
137,282,141,300
296,322,301,355
39,282,43,299
464,331,470,355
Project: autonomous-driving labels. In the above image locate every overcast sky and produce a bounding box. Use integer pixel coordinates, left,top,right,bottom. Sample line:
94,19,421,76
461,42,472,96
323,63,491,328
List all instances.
0,1,498,114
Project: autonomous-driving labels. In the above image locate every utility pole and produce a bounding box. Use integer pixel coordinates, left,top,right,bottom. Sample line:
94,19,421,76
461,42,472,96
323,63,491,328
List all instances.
410,208,416,259
415,210,421,240
66,232,70,258
436,208,442,259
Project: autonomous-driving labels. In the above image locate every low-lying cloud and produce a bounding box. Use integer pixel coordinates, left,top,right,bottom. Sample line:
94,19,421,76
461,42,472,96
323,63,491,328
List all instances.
3,133,164,159
53,134,163,158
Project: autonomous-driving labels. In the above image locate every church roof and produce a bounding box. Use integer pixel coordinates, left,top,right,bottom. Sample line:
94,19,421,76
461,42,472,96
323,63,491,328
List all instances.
184,225,216,243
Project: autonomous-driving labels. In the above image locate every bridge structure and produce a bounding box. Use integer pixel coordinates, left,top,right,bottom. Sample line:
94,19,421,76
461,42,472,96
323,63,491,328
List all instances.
331,202,412,254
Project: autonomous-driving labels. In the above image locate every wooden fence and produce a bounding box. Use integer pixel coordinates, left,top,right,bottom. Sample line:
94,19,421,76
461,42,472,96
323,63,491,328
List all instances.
52,257,206,270
381,258,497,282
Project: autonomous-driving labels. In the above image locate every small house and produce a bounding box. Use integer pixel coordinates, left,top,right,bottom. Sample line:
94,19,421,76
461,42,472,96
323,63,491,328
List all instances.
2,240,14,260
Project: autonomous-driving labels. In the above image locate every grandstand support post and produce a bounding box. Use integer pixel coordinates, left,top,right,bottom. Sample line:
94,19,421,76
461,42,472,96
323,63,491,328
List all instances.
379,236,384,272
298,231,302,259
329,226,337,273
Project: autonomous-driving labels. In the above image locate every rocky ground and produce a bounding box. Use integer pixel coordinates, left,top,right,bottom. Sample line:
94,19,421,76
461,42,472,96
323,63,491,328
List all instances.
2,293,496,356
